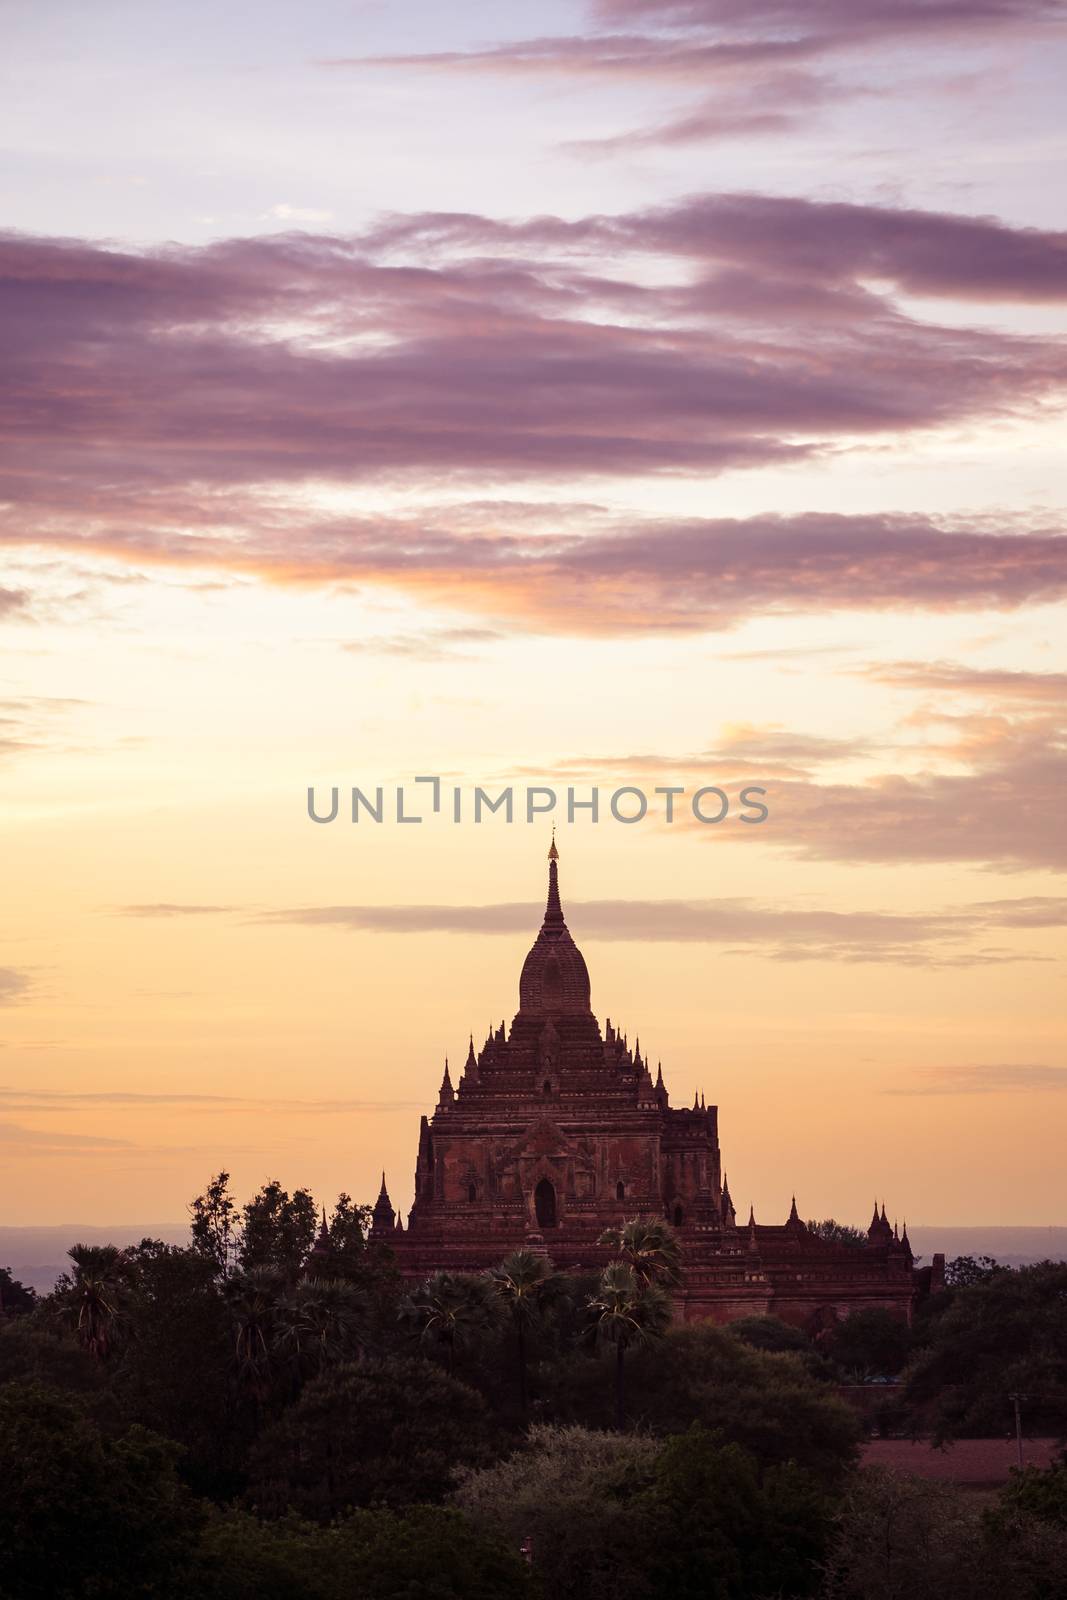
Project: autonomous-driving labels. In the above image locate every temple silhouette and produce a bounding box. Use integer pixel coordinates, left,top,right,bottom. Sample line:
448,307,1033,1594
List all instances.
368,841,941,1325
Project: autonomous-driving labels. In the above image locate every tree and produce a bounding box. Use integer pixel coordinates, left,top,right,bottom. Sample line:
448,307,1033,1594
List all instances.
903,1261,1067,1440
820,1467,985,1600
240,1180,319,1277
110,1239,241,1497
544,1322,860,1487
807,1219,867,1249
597,1216,683,1288
248,1357,493,1519
0,1381,202,1598
190,1170,241,1273
457,1422,832,1600
197,1505,535,1600
729,1314,833,1380
272,1276,366,1386
585,1261,671,1430
55,1243,126,1361
637,1425,832,1600
0,1317,101,1396
456,1424,662,1600
400,1271,503,1374
945,1253,1004,1287
0,1265,36,1315
829,1307,913,1379
486,1249,566,1417
326,1193,371,1265
223,1267,285,1404
996,1461,1067,1531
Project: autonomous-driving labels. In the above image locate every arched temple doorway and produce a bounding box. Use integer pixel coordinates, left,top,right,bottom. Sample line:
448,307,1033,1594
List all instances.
534,1177,557,1229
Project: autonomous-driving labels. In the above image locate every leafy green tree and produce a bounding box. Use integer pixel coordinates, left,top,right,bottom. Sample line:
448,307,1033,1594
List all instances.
0,1317,100,1397
190,1170,241,1273
996,1460,1067,1530
0,1381,202,1599
240,1180,318,1277
637,1424,831,1600
730,1313,813,1354
807,1219,867,1249
982,1464,1067,1599
456,1423,662,1600
325,1193,371,1265
903,1261,1067,1439
597,1215,683,1287
197,1505,534,1600
458,1422,831,1600
248,1357,494,1519
730,1314,834,1380
111,1240,241,1496
945,1253,1004,1287
585,1261,671,1430
400,1270,503,1374
820,1467,984,1600
0,1265,36,1315
54,1243,126,1361
546,1322,860,1487
829,1307,913,1378
487,1249,566,1417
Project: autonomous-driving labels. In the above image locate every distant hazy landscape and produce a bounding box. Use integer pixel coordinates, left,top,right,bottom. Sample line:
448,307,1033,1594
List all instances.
3,1223,1065,1296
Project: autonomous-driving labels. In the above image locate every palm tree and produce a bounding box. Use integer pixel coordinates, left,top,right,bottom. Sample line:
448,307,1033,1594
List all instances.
487,1248,566,1418
400,1270,502,1374
60,1244,126,1360
273,1276,365,1385
597,1216,683,1289
223,1267,284,1403
586,1260,671,1430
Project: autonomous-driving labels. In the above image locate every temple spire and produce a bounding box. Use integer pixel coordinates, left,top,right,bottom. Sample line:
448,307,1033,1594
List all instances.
370,1171,395,1238
544,833,564,925
438,1059,454,1106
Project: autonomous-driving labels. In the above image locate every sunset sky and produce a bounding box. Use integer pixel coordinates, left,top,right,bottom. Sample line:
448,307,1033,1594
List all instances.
2,0,1066,1230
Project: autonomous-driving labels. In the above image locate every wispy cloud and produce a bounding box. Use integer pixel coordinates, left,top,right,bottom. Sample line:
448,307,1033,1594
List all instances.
886,1063,1067,1095
0,968,31,1004
114,904,236,918
866,661,1067,702
341,0,1067,149
0,1087,422,1113
0,1120,132,1150
254,892,1066,965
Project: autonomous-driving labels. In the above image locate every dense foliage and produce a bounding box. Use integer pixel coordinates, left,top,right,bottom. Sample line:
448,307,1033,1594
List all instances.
1,1183,1064,1599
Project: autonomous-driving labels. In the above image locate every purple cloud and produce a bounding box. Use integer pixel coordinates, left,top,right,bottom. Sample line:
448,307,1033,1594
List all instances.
255,891,1064,965
344,0,1067,148
3,201,1066,636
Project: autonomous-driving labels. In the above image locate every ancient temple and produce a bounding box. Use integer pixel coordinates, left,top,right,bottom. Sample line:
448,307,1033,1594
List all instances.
370,843,940,1326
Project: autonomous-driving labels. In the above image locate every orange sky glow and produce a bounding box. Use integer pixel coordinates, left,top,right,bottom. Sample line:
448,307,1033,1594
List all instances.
2,0,1065,1231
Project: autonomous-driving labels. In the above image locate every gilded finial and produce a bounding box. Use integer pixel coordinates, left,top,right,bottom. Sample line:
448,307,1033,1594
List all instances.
548,824,558,862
